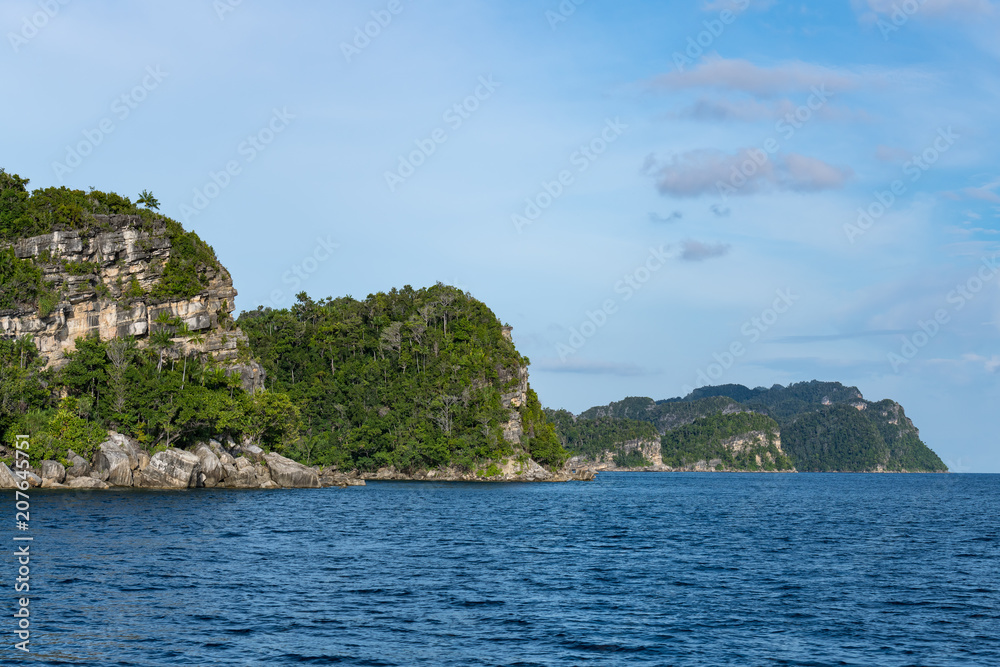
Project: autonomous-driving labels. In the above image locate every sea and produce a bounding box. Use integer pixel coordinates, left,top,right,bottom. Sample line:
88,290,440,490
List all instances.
2,473,998,666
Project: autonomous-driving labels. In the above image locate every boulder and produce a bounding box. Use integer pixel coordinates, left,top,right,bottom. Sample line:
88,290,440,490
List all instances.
0,464,22,489
40,460,66,484
320,470,366,487
94,440,134,487
41,479,65,489
253,463,272,486
194,443,223,487
221,459,259,488
136,450,150,470
65,452,92,479
263,452,321,488
135,449,202,488
239,443,266,462
65,476,109,489
104,432,140,469
23,470,42,488
208,439,235,465
519,458,553,482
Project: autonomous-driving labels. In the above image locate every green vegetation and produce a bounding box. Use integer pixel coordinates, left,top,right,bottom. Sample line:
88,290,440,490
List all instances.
0,332,301,465
63,260,101,276
570,381,947,472
0,247,57,315
237,286,568,472
520,388,570,469
660,412,792,470
580,395,746,432
612,449,651,468
149,219,219,300
2,169,943,477
0,168,220,302
18,397,108,466
546,408,658,461
0,168,137,241
781,402,946,472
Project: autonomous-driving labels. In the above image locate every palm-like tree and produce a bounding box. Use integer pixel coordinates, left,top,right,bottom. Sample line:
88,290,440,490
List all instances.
149,329,174,374
137,190,159,210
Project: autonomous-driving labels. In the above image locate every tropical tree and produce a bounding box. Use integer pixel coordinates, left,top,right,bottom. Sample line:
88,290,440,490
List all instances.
136,189,159,210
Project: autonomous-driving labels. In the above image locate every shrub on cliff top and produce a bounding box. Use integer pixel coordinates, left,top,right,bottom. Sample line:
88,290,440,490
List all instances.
0,247,57,314
0,168,221,301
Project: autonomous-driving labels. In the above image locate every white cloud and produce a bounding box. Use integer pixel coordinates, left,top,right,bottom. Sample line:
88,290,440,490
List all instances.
961,353,1000,372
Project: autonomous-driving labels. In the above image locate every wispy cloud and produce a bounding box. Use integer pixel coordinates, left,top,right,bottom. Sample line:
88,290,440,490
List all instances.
961,353,1000,372
668,96,864,122
680,240,731,261
701,0,776,10
650,56,864,97
875,144,912,162
649,211,682,223
647,148,853,197
535,359,654,376
771,330,911,343
864,0,994,18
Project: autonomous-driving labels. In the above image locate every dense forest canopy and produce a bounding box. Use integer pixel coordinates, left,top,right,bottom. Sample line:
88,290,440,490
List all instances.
237,286,567,472
659,412,792,471
545,408,658,461
558,381,946,472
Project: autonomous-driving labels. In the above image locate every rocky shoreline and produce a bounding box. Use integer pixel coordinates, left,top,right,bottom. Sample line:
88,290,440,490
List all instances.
0,432,593,490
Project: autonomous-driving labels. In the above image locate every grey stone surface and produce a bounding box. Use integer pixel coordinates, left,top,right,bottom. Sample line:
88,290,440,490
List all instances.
65,476,110,489
40,460,66,483
194,443,223,487
94,440,134,487
264,452,321,488
135,449,202,488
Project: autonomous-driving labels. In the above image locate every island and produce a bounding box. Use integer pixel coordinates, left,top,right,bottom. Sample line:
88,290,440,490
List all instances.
0,168,947,489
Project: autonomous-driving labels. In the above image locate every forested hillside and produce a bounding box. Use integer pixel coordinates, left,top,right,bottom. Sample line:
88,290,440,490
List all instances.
1,169,299,466
238,286,567,471
659,412,792,471
1,169,567,478
545,408,658,462
553,381,947,473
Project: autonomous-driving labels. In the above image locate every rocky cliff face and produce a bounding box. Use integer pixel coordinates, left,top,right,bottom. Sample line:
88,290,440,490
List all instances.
0,214,263,389
499,365,528,444
720,430,789,470
0,430,366,490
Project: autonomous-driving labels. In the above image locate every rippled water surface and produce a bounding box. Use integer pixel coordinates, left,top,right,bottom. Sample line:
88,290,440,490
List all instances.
3,473,998,666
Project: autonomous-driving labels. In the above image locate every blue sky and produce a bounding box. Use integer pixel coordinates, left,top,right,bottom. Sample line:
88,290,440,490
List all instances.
2,0,998,471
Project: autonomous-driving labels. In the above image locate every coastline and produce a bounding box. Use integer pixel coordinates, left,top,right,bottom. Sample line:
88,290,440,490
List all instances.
0,431,594,491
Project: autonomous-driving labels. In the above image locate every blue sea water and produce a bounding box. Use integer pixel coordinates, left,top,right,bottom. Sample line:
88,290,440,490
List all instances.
2,473,998,666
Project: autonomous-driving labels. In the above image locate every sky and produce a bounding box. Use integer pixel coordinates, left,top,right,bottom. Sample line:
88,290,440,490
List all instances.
1,0,998,471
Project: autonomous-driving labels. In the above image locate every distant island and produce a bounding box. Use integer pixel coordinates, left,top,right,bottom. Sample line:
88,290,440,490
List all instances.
548,382,948,473
0,168,946,489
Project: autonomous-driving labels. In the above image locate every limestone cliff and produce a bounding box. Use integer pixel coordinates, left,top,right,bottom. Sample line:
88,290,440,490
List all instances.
0,214,264,389
565,437,663,471
499,364,528,444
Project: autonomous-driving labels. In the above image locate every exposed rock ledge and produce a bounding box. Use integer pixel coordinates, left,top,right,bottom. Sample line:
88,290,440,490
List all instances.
361,458,595,483
0,431,365,490
0,432,594,489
